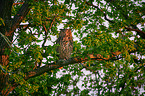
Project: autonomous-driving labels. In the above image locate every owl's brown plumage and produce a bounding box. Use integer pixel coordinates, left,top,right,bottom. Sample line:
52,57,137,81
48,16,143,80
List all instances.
56,29,73,60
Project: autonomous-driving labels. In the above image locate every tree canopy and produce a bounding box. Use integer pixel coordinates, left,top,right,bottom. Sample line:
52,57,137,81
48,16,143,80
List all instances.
0,0,145,95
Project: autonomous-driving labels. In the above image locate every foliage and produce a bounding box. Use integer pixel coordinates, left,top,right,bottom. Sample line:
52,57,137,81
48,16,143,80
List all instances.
1,0,145,95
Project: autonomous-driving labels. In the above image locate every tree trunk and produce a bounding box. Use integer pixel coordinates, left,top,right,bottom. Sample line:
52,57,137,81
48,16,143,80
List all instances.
0,0,30,94
0,0,14,94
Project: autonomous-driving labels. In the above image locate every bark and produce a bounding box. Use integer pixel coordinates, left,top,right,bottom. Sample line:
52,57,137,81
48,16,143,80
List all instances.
0,0,14,92
0,0,30,95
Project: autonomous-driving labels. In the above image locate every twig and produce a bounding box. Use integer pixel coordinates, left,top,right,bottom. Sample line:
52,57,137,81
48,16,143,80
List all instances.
42,23,47,34
49,16,56,30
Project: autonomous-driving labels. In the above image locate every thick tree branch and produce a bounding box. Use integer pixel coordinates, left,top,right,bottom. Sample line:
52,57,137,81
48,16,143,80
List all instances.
24,51,122,80
25,48,138,79
6,0,30,36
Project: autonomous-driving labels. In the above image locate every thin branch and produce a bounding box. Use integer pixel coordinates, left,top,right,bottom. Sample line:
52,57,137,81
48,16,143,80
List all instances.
85,1,145,38
2,83,18,96
85,1,100,9
80,63,99,73
119,62,145,94
48,16,70,31
42,23,47,34
125,26,145,35
13,2,24,6
17,24,29,28
86,1,114,24
49,16,56,30
42,15,69,47
17,24,36,29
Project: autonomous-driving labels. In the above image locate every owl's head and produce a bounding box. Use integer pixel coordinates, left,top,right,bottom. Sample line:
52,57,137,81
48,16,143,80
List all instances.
59,29,72,37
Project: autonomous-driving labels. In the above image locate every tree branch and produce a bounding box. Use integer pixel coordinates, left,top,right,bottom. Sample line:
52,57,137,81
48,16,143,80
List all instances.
125,26,145,36
3,47,137,95
13,2,24,6
85,1,145,38
6,0,30,36
24,51,122,80
24,45,137,81
85,1,115,24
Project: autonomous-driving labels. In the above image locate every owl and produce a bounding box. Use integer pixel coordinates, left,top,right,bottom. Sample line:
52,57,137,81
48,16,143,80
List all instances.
56,29,73,60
